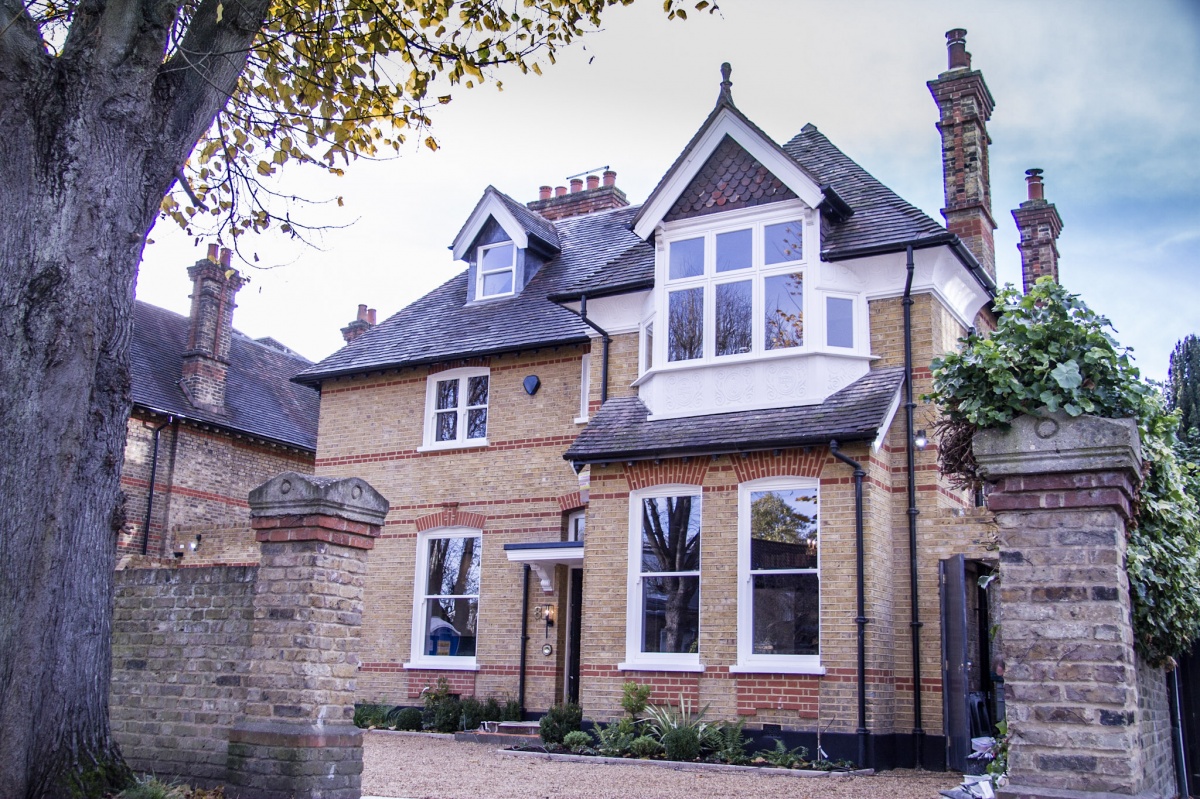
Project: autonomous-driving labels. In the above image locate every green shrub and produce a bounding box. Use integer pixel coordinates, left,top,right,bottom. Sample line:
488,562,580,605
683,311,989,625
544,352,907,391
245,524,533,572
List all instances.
643,694,718,751
661,726,700,762
562,730,593,753
353,703,390,729
459,696,484,731
421,678,462,733
709,718,750,764
501,698,523,721
481,696,503,722
538,702,582,744
928,279,1200,666
387,706,423,731
620,681,652,718
629,735,663,759
759,738,808,769
592,718,637,757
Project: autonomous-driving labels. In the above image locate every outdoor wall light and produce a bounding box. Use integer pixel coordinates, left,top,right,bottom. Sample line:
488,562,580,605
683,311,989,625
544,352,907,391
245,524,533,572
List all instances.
189,534,203,552
544,605,555,637
914,430,928,450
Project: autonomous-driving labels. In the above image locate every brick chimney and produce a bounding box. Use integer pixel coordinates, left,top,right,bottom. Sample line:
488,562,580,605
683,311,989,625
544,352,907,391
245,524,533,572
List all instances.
526,169,629,221
928,29,997,280
341,304,377,344
181,245,247,413
1013,169,1064,293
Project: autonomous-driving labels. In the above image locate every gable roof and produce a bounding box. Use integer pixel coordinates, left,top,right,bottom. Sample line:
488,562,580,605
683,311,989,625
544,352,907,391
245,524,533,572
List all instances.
131,301,319,451
450,185,561,260
564,366,906,464
297,204,646,384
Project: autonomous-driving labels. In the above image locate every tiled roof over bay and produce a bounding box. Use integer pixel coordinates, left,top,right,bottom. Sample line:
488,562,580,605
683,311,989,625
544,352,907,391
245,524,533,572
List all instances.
297,204,647,383
564,367,905,463
131,301,319,450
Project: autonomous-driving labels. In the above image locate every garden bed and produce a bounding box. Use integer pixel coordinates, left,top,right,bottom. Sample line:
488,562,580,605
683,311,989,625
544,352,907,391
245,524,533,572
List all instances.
501,748,873,777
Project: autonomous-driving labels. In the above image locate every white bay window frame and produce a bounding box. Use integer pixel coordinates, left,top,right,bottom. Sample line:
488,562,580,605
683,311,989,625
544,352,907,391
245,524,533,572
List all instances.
621,484,704,673
733,476,825,675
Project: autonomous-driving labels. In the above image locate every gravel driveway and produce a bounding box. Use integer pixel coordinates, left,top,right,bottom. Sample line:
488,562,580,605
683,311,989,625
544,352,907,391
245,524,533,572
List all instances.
363,732,958,799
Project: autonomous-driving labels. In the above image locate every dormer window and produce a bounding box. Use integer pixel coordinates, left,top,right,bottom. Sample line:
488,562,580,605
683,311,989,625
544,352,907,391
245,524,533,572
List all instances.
663,210,807,364
478,242,515,298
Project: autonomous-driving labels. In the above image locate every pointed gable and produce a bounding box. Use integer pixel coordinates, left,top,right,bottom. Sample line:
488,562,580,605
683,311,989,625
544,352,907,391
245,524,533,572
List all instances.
663,135,799,223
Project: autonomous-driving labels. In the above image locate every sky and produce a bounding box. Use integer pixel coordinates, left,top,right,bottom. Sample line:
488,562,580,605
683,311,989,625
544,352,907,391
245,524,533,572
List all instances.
135,0,1200,382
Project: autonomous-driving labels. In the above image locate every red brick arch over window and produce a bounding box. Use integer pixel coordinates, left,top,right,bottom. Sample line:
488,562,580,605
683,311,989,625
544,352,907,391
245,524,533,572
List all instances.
414,503,487,533
730,448,827,483
623,459,711,492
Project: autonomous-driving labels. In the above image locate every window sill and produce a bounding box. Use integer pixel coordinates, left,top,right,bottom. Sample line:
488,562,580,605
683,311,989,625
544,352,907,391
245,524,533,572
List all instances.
403,660,480,672
618,661,705,674
574,416,589,425
729,662,826,676
416,439,489,454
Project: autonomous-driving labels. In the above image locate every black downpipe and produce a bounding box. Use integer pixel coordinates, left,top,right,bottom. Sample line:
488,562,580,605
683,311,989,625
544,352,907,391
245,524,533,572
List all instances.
518,565,531,718
568,295,612,403
829,439,868,769
903,245,926,766
1169,668,1189,797
140,416,174,555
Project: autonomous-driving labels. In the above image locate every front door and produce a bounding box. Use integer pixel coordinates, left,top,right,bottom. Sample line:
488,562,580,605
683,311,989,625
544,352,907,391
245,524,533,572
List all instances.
565,567,583,705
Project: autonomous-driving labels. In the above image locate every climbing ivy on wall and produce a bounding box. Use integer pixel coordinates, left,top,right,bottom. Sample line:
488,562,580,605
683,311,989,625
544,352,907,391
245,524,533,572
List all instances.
928,279,1200,667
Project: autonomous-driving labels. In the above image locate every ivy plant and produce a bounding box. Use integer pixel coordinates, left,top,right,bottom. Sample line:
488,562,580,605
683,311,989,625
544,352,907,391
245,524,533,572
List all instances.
928,279,1200,666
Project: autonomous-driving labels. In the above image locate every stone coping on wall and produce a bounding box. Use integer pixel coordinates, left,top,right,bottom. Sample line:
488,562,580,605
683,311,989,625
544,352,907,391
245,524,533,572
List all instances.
973,411,1141,479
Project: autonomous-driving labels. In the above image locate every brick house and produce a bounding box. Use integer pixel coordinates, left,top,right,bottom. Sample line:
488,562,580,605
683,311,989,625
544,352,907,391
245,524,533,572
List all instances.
118,245,319,565
296,31,1058,770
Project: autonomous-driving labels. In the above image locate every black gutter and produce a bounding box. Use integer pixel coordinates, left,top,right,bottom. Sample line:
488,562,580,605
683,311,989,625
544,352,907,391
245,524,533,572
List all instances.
141,416,175,555
829,439,868,770
822,232,997,296
547,278,655,304
565,430,879,467
135,401,315,454
518,565,531,718
551,294,612,404
902,245,926,767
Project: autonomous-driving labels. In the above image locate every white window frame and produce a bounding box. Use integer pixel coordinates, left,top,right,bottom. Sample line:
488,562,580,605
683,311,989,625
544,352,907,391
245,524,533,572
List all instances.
567,508,586,542
419,366,490,451
620,484,704,672
575,353,590,424
476,241,516,299
406,527,482,671
656,203,813,368
732,476,825,675
823,292,858,351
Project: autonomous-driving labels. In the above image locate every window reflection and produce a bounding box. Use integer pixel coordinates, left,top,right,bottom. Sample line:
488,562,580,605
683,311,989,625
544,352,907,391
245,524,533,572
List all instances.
764,273,804,350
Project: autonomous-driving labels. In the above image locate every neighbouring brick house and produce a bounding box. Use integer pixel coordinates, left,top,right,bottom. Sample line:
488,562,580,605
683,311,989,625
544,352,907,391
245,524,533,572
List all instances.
117,245,320,565
292,31,1058,770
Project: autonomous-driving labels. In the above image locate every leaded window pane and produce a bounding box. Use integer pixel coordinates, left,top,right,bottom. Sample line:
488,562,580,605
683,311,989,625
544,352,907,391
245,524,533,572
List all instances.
764,273,804,350
468,376,489,407
642,575,699,654
716,229,752,272
764,220,803,264
669,237,705,280
466,408,487,439
827,296,854,348
435,411,457,441
715,280,752,356
752,573,818,655
750,490,818,570
640,496,701,573
482,270,513,296
667,288,704,362
436,380,458,410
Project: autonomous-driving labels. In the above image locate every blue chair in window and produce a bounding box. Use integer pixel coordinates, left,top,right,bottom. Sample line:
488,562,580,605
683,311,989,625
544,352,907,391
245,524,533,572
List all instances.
427,619,461,656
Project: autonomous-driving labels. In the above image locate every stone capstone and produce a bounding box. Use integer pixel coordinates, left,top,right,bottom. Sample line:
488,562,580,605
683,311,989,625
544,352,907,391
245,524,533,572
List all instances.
249,471,389,527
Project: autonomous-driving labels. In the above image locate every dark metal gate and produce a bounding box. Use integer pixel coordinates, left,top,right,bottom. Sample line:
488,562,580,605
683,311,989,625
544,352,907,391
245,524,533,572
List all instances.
940,556,997,773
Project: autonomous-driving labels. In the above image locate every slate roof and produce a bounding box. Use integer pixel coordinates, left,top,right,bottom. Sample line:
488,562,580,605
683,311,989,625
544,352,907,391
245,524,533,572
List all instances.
297,204,647,383
452,185,561,253
564,367,905,463
131,301,319,451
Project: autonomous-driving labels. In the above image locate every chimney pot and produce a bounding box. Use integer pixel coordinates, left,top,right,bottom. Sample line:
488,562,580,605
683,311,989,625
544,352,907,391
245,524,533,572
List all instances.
219,247,232,268
555,185,568,197
539,185,552,200
570,178,584,194
1025,168,1045,201
946,28,971,70
357,303,368,322
586,174,600,190
603,170,616,187
367,308,377,325
207,243,220,262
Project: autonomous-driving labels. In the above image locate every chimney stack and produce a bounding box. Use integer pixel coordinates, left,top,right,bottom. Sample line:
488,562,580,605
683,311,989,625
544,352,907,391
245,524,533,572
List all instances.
182,245,247,413
528,169,629,221
539,185,552,200
1013,169,1064,293
341,304,377,344
928,29,997,280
